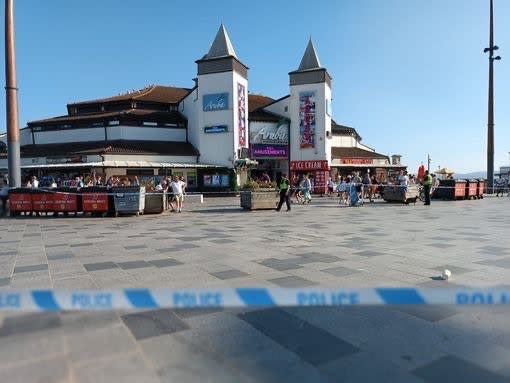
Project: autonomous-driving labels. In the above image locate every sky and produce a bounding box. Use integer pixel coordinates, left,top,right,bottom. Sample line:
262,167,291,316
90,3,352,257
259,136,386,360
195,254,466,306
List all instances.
0,0,509,174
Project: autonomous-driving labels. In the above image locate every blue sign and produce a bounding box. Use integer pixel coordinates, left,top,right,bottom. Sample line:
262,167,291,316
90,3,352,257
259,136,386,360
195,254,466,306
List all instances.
203,93,229,111
204,125,228,134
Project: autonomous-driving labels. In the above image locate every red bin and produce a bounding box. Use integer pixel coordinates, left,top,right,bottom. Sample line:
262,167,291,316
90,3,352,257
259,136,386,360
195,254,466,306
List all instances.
32,190,54,212
8,188,33,214
82,191,109,212
464,179,478,200
53,189,79,212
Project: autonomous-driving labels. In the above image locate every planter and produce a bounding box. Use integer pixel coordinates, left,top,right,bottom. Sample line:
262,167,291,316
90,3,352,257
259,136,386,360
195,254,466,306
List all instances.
240,189,278,210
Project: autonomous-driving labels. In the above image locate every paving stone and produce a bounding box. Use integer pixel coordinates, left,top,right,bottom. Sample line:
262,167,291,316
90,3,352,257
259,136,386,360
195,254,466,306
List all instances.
83,261,118,271
412,355,510,383
116,260,151,270
47,253,74,260
73,352,161,383
258,258,303,271
476,257,510,269
0,313,61,337
239,308,359,366
210,269,249,280
13,263,48,273
0,356,70,383
70,242,92,247
431,265,474,275
121,309,189,340
321,266,361,277
391,305,460,322
148,258,183,268
267,275,318,287
124,244,147,250
355,250,386,257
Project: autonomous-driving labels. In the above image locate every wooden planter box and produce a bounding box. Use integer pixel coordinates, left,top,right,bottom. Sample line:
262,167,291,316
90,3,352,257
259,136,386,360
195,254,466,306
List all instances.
240,190,278,210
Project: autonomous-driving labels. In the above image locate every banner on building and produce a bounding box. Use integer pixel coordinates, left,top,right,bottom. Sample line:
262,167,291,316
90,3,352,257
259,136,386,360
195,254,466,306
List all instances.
237,83,247,147
203,93,229,112
299,91,316,148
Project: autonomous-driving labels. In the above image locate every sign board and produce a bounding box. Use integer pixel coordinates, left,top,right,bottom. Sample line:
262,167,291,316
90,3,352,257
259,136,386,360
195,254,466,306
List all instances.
251,144,288,158
340,158,374,165
204,125,228,134
203,93,229,112
290,160,329,171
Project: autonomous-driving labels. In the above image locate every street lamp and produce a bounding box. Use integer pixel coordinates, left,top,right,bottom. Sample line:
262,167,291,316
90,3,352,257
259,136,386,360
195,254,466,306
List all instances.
484,0,502,194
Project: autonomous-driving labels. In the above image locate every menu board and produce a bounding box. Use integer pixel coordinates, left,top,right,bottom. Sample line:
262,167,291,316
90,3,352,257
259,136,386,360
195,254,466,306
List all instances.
313,171,328,194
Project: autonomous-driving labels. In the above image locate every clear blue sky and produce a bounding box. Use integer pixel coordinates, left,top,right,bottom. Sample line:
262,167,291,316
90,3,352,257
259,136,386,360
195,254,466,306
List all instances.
1,0,509,173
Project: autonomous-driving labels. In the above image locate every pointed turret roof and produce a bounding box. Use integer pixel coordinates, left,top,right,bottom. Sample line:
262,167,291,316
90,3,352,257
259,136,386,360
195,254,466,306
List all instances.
205,24,237,59
297,39,321,71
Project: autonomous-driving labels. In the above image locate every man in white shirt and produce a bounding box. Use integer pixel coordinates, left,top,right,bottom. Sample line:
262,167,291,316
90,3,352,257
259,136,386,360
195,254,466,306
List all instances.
31,176,39,188
169,176,186,213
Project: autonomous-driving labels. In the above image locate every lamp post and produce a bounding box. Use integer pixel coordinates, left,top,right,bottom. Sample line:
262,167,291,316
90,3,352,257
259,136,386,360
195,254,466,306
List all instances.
484,0,501,194
5,0,21,187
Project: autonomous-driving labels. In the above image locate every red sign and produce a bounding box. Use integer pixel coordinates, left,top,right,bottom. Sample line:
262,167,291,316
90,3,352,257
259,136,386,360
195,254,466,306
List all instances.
340,158,374,165
290,160,329,171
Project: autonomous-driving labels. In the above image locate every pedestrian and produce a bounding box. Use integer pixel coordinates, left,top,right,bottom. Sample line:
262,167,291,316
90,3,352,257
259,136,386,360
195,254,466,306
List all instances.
362,172,373,202
275,173,291,212
169,176,186,213
0,175,8,216
31,176,39,188
301,174,312,204
422,170,432,206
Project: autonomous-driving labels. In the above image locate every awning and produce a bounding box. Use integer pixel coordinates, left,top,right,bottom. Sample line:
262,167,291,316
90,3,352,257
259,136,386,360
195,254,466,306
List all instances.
20,161,224,169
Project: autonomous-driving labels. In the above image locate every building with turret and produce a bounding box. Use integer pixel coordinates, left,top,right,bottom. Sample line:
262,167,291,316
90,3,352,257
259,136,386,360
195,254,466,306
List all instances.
0,24,405,192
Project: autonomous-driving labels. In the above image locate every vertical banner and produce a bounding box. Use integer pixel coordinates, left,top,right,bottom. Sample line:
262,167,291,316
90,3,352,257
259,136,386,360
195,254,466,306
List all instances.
299,91,316,148
237,83,247,147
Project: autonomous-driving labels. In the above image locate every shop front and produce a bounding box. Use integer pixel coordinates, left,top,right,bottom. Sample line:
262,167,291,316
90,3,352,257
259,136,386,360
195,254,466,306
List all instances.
290,160,330,194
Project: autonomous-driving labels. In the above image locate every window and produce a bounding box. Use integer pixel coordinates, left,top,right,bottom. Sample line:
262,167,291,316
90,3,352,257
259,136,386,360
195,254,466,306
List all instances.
108,120,120,126
284,106,288,112
143,121,158,127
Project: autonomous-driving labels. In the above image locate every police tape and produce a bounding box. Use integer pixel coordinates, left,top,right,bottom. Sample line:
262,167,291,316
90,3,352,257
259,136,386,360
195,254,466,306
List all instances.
0,288,509,311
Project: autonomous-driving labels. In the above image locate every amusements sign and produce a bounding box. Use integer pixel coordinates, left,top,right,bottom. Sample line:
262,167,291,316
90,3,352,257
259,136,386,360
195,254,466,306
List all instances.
251,144,288,158
299,91,316,148
237,83,247,147
203,93,229,112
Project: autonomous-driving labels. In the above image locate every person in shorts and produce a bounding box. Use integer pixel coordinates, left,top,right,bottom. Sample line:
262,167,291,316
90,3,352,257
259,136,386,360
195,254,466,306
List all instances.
170,176,186,213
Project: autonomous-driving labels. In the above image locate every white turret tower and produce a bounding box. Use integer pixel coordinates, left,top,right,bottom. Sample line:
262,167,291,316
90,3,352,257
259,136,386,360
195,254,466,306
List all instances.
195,24,249,168
288,39,332,193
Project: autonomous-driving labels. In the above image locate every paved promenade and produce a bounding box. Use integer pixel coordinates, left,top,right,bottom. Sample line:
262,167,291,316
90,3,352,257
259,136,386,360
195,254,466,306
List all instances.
1,195,509,382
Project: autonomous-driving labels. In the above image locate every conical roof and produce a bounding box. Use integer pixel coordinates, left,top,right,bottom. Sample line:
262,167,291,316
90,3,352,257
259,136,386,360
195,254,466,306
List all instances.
297,39,321,71
206,24,237,59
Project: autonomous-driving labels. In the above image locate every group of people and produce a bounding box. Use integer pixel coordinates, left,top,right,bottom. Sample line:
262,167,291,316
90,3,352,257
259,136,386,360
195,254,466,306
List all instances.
154,176,187,213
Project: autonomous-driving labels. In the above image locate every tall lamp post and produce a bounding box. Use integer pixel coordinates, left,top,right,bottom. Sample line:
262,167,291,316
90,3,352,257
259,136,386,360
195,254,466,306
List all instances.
5,0,21,187
484,0,501,194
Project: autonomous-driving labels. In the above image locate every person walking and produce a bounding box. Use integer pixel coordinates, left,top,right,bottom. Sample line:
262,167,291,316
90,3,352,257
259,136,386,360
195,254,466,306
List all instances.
301,174,312,204
422,170,433,206
275,173,291,212
170,176,186,213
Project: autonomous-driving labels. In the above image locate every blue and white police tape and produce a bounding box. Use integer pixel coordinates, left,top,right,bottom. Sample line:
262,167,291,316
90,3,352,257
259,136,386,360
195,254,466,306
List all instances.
0,288,509,311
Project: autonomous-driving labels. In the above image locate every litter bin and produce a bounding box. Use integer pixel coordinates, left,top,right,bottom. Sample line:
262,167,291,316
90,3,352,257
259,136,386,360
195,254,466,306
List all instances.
112,186,145,216
476,178,485,199
464,179,478,200
31,188,55,215
144,191,168,214
53,187,81,216
81,186,111,217
8,188,33,216
434,179,466,200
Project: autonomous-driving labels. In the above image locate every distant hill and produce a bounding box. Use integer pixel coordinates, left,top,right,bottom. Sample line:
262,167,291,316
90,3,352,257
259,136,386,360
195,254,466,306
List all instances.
455,171,486,179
